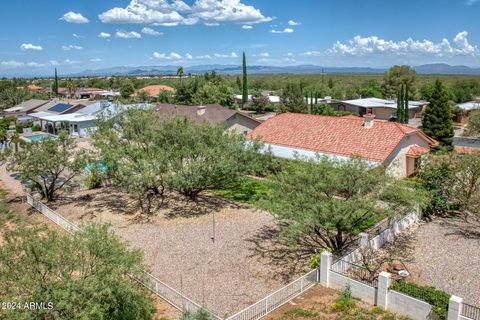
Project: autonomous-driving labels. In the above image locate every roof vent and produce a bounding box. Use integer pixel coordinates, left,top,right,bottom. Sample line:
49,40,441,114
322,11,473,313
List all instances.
363,113,376,128
197,105,206,116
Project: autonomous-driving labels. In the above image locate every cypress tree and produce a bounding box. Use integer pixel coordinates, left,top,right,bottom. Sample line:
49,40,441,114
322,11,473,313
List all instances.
404,83,409,124
53,68,59,96
242,52,248,108
422,80,454,149
397,85,403,123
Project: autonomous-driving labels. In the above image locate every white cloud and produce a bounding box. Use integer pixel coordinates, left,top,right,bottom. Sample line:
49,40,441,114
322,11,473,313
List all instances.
49,60,60,66
0,60,46,68
60,12,89,24
99,0,272,26
62,45,83,51
300,51,322,56
153,52,183,60
98,32,111,38
185,53,193,60
196,54,213,59
72,33,84,38
213,52,238,58
242,25,253,30
20,43,43,51
142,27,163,36
64,59,80,65
288,20,301,26
90,58,102,62
115,30,142,39
254,52,269,57
270,28,294,34
466,0,479,5
283,57,296,63
330,31,479,56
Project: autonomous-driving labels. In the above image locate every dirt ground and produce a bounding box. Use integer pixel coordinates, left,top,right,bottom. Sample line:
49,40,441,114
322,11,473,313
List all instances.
404,216,480,306
0,171,180,320
48,187,312,317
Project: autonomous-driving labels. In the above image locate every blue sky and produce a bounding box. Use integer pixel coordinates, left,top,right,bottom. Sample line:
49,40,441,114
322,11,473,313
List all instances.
1,0,479,76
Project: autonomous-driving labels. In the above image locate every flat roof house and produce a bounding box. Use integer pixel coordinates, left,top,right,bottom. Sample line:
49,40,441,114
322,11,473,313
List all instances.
3,99,49,117
333,97,428,121
247,112,438,177
156,103,261,134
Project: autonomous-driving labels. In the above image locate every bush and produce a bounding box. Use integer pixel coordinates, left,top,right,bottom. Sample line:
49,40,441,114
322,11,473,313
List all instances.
31,124,41,132
331,286,356,312
180,309,215,320
390,281,450,320
85,171,103,189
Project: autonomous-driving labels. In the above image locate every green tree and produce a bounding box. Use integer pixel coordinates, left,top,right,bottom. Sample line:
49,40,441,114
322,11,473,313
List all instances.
120,78,135,99
1,131,86,201
261,157,424,253
52,68,59,96
381,65,417,98
158,90,175,103
177,66,184,80
0,225,154,320
396,85,404,123
422,80,454,149
163,118,264,200
93,108,169,215
251,92,270,113
280,83,307,113
464,110,480,137
242,51,248,108
404,83,410,123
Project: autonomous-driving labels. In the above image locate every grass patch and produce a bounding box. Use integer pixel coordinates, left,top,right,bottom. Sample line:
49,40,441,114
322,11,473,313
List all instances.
210,177,272,206
280,308,319,319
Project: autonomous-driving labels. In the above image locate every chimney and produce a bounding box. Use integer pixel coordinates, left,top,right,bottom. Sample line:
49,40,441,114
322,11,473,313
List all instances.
363,113,376,128
197,105,206,116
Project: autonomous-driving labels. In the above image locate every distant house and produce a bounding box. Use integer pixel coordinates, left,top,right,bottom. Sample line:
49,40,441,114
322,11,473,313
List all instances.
156,103,261,134
235,93,281,105
247,112,438,177
132,85,176,98
457,100,480,113
332,97,428,121
3,99,49,117
30,101,152,137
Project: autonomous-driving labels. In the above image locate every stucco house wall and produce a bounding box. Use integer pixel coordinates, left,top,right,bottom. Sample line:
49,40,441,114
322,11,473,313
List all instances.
383,134,431,178
226,114,260,135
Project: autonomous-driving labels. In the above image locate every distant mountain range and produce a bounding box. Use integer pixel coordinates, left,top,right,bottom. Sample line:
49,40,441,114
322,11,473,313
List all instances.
71,63,480,77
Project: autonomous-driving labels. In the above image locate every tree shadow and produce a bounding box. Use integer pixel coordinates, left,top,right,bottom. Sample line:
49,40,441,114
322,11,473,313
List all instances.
438,215,480,240
245,222,314,283
163,192,249,219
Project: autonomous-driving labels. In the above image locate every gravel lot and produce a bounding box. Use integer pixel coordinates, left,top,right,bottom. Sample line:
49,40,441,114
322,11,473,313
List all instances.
50,187,311,317
407,216,480,305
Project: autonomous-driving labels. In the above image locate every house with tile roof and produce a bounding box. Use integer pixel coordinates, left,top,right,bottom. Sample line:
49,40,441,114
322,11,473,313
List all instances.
247,112,438,177
156,103,261,135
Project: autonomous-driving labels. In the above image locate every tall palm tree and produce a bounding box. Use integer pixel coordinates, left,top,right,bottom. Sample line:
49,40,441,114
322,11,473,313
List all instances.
177,66,184,80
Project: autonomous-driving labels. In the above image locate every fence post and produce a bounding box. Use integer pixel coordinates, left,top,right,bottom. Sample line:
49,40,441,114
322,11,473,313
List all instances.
358,232,369,248
320,251,332,288
447,296,463,320
377,272,391,310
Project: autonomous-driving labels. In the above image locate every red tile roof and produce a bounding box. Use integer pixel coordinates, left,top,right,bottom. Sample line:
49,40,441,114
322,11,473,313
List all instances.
247,113,437,163
406,145,430,158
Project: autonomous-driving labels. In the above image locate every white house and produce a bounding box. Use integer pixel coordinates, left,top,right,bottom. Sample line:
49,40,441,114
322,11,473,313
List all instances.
247,112,438,178
333,97,429,121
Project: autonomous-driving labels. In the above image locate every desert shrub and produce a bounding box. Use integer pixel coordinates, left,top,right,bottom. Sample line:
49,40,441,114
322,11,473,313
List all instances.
179,309,215,320
31,124,41,132
391,281,450,320
281,308,318,319
331,286,356,312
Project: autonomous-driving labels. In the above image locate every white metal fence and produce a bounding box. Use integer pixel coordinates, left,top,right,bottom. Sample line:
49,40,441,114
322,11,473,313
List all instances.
25,194,218,318
226,268,318,320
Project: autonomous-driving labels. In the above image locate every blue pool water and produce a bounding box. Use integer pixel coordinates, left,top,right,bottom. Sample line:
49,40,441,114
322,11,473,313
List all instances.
24,134,57,142
85,162,108,172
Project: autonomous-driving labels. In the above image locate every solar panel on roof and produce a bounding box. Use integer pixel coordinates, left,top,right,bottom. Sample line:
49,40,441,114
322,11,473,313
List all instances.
48,103,73,113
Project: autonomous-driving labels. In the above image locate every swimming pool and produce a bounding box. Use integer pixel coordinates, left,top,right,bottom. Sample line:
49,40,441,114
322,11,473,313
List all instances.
22,133,57,142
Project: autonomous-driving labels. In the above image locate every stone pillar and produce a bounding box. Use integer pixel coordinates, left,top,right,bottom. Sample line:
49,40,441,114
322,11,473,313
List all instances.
358,232,369,248
320,251,332,288
377,272,392,310
447,296,463,320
